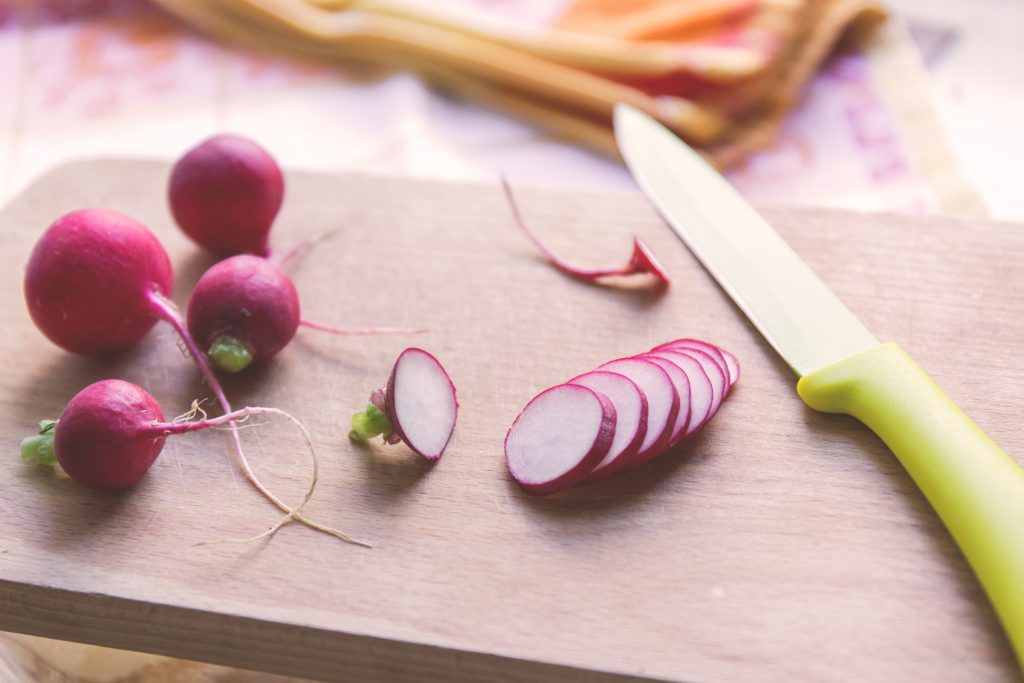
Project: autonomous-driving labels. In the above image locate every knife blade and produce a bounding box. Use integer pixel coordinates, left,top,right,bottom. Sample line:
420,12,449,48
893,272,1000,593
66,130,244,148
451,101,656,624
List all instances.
614,103,1024,668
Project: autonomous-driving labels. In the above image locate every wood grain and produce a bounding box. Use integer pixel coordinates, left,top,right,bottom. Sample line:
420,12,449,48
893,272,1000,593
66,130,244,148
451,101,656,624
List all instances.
0,161,1021,682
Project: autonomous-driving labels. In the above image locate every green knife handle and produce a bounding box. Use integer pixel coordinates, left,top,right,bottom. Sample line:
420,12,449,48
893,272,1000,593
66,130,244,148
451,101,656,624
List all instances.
798,343,1024,665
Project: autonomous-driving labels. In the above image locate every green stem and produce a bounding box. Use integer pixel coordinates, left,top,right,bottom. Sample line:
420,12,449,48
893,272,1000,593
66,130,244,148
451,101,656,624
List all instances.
21,419,57,466
208,336,254,373
349,403,393,441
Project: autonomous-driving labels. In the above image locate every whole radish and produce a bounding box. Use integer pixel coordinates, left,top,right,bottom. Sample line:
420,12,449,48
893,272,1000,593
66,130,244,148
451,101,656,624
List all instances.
169,134,284,257
23,210,342,540
187,255,300,373
19,380,366,546
24,209,172,355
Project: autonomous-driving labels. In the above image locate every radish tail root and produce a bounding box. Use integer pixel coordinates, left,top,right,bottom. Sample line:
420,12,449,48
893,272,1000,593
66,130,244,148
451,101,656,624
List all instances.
276,229,341,270
147,291,363,545
301,319,427,336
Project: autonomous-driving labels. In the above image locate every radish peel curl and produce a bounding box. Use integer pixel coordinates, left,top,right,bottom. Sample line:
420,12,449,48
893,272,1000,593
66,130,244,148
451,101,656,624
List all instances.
502,177,670,288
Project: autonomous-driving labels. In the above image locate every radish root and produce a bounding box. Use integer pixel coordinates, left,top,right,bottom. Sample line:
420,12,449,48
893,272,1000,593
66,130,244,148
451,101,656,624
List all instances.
147,291,365,546
300,319,427,336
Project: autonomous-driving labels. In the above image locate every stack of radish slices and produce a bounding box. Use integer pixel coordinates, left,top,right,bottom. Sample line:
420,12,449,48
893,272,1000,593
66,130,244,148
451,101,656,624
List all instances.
505,339,738,495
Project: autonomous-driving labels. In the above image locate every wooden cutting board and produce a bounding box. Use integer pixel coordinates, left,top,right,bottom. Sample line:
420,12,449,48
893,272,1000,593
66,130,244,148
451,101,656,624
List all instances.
0,160,1021,683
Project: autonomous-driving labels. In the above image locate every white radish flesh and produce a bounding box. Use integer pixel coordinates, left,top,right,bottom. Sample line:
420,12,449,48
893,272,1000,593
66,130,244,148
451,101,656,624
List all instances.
569,371,648,478
505,384,616,495
597,357,679,464
634,356,690,447
386,348,458,460
644,350,714,436
666,347,727,423
653,338,732,392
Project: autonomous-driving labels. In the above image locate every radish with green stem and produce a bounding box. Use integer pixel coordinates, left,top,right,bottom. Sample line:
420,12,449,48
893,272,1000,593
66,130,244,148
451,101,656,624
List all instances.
169,134,284,257
19,379,367,546
23,209,344,540
188,255,423,374
502,178,670,288
505,384,616,495
350,348,458,461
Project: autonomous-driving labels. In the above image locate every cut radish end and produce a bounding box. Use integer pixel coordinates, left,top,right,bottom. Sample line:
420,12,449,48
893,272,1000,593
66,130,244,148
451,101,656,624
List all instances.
502,178,670,288
633,355,690,448
505,384,616,495
568,371,648,478
597,357,678,464
719,347,740,388
385,348,458,460
653,338,731,392
644,350,714,437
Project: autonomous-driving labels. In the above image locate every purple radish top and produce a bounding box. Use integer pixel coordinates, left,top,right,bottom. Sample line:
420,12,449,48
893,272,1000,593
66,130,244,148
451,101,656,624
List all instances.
505,383,616,495
386,348,458,460
169,134,284,257
569,371,648,477
24,209,173,355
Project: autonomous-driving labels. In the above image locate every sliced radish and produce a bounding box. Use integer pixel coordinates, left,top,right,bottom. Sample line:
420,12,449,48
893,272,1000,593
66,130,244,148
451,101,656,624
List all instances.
644,350,714,437
719,347,740,388
663,347,726,424
597,357,679,464
505,384,616,495
385,348,458,460
634,356,690,448
653,338,731,392
568,371,648,478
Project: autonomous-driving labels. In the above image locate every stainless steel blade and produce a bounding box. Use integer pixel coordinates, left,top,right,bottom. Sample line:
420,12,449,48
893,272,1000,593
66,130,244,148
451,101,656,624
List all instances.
613,104,878,377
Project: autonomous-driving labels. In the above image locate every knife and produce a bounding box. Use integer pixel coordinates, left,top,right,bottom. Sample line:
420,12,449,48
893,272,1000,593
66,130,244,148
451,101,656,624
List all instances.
613,103,1024,666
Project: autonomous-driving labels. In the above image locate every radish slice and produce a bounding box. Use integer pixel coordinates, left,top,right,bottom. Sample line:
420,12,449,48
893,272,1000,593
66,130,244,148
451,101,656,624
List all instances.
653,338,731,392
568,371,648,478
502,178,670,288
644,350,714,436
633,356,690,448
385,348,458,460
719,347,740,388
505,384,616,495
597,357,679,464
663,347,726,424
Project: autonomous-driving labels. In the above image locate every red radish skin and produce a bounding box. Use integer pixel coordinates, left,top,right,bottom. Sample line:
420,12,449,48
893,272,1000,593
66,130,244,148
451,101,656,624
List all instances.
24,209,173,355
169,134,284,257
654,339,732,393
187,255,301,372
505,384,616,495
568,371,648,479
644,350,714,437
635,355,691,448
597,357,679,464
385,348,458,460
502,178,670,288
54,380,168,491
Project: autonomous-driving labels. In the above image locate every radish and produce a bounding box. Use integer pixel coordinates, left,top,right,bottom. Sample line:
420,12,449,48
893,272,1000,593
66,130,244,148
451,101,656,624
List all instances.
505,384,616,495
24,209,173,355
169,134,284,257
502,178,670,288
653,338,733,393
568,371,648,478
664,347,727,421
350,348,458,461
23,210,345,540
20,380,367,545
720,348,740,388
633,355,691,448
187,255,421,373
643,350,714,437
596,357,679,464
